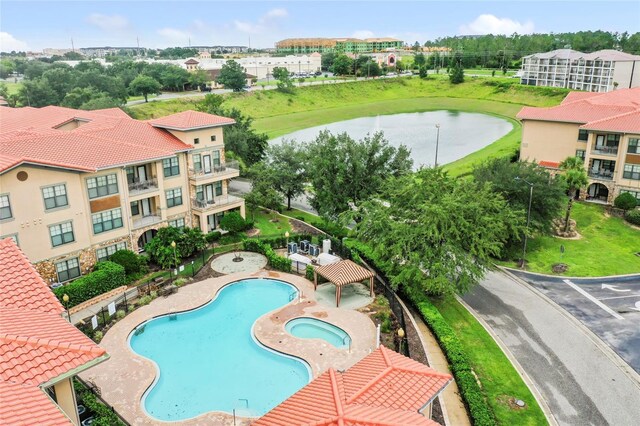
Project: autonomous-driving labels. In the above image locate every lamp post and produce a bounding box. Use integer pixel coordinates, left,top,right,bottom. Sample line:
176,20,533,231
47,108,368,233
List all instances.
434,124,441,167
515,177,534,269
285,231,290,249
62,294,70,322
170,241,177,282
397,327,405,354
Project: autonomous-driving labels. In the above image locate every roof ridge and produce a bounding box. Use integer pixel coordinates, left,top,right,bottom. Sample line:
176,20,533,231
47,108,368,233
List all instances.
582,107,640,126
329,369,345,417
0,333,105,356
345,366,393,404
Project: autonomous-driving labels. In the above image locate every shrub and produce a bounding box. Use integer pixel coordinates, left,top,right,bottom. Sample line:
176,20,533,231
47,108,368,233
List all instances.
220,212,247,234
108,249,147,275
311,219,349,239
93,331,103,342
242,239,292,272
137,295,153,306
116,310,126,320
53,261,126,308
614,192,638,211
78,390,126,426
296,216,306,222
145,226,206,269
305,264,314,281
205,231,222,244
174,278,187,287
625,209,640,226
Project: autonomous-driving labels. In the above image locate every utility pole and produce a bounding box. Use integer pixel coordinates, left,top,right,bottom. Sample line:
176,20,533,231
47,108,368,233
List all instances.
71,38,75,52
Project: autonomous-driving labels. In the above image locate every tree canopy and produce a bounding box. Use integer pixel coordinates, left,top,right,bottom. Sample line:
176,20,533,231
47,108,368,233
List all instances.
129,74,162,102
272,66,294,93
332,54,354,75
264,140,307,209
216,60,246,92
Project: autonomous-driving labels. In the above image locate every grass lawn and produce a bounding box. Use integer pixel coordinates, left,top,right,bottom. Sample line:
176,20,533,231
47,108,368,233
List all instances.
1,80,23,95
280,206,320,224
466,69,517,77
432,296,548,426
501,202,640,276
249,208,292,237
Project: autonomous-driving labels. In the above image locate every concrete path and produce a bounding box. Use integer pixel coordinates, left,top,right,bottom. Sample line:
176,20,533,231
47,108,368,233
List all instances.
463,271,640,426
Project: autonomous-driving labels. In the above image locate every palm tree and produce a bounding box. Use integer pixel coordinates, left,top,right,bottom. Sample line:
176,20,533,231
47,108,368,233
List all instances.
559,156,589,233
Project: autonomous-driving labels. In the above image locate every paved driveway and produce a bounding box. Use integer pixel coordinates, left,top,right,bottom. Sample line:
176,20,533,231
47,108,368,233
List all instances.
463,271,640,426
510,270,640,374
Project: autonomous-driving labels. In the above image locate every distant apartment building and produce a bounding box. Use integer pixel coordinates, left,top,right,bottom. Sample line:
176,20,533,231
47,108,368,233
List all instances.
78,46,140,58
520,49,640,92
275,37,404,54
518,87,640,204
190,45,249,54
0,106,244,284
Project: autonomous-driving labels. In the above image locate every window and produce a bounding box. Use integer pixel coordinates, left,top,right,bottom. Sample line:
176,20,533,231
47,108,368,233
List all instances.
166,188,183,207
623,164,640,180
194,138,200,145
130,201,140,216
42,184,68,210
169,217,185,229
210,135,217,142
578,129,588,141
213,150,221,166
629,138,639,154
49,222,74,247
92,208,123,234
87,174,118,199
620,189,640,202
607,134,620,144
576,150,586,160
163,157,180,177
193,154,202,172
96,242,127,262
1,234,18,246
0,194,12,220
56,258,81,282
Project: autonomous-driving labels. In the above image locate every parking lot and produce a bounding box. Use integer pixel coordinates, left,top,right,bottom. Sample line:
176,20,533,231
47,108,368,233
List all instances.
511,270,640,374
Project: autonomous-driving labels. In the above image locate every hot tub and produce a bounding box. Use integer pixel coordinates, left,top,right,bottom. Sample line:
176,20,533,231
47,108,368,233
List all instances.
285,317,351,349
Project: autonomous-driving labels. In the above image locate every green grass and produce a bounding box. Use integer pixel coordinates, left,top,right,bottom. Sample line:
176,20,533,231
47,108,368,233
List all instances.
501,202,640,276
280,206,320,224
249,208,292,237
465,69,517,77
1,80,22,95
433,296,548,426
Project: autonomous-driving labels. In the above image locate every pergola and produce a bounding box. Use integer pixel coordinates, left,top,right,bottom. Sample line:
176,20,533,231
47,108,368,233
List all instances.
313,259,375,307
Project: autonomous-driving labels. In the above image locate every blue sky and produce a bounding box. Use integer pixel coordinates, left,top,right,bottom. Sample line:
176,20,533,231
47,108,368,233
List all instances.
1,1,639,51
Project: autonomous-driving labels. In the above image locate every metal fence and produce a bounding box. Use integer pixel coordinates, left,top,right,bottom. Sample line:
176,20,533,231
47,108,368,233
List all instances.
75,376,131,425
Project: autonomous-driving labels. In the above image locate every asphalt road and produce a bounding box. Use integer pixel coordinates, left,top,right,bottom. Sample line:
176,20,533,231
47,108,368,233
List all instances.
228,179,317,214
463,271,640,426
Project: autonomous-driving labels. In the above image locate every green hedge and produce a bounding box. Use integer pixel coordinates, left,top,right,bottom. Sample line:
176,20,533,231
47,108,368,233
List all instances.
53,261,126,308
242,239,292,273
345,239,497,426
78,388,126,426
306,264,314,281
625,209,640,226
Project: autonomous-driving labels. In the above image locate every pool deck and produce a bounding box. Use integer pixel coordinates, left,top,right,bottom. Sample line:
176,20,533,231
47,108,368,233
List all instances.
80,270,377,425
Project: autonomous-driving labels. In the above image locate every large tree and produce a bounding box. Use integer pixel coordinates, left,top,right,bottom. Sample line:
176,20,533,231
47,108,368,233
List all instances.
351,168,522,296
306,131,412,219
129,74,162,102
265,140,307,210
216,60,246,92
272,66,294,93
245,162,283,219
332,54,354,76
559,156,589,232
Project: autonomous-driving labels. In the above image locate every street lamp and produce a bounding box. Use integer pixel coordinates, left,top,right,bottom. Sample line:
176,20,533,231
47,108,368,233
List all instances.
515,177,534,269
434,124,441,167
62,294,70,322
170,241,177,282
397,327,405,354
285,231,290,248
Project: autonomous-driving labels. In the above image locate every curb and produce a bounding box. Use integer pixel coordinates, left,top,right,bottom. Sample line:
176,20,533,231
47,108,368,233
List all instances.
456,295,559,426
501,266,640,280
499,266,640,388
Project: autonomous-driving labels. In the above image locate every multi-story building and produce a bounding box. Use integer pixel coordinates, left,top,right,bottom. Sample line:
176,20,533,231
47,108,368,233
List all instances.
180,55,322,80
0,106,244,283
275,37,404,54
518,87,640,204
520,49,640,92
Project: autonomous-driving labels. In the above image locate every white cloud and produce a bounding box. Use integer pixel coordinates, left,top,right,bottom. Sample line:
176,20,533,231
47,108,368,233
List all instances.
264,8,288,19
460,14,535,35
86,13,130,32
234,8,288,34
157,28,191,45
352,30,375,39
0,32,29,52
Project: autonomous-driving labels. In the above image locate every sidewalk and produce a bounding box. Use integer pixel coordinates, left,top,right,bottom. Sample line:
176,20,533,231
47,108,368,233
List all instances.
67,286,139,324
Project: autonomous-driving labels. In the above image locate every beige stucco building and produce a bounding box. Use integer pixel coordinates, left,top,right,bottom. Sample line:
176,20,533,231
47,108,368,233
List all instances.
0,107,244,284
518,87,640,204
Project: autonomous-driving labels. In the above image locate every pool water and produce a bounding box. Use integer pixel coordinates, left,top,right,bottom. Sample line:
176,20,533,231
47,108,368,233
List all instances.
129,279,309,421
286,317,351,349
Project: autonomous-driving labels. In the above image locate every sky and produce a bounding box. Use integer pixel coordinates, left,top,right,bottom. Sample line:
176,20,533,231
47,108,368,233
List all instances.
1,0,639,52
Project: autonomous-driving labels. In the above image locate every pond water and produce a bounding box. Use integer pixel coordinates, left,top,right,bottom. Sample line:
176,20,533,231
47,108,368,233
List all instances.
271,110,513,168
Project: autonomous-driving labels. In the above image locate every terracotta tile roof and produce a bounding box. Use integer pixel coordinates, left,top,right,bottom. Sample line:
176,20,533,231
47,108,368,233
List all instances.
0,105,232,173
0,380,72,425
149,110,236,130
561,92,601,104
517,87,640,131
580,109,640,133
255,346,451,426
0,238,64,314
314,260,375,287
539,160,561,169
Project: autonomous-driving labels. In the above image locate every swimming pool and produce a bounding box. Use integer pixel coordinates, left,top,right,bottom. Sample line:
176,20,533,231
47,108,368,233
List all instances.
128,278,310,421
285,317,351,349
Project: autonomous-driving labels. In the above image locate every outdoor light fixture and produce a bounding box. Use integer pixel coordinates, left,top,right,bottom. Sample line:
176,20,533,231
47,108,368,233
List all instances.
62,293,70,322
514,177,534,269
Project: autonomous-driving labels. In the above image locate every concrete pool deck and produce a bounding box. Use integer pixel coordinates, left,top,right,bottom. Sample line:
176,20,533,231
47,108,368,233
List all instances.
81,270,377,425
210,251,268,275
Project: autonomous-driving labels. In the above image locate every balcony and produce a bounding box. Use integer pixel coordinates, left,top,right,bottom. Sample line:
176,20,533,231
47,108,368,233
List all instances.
591,146,618,156
188,161,240,182
132,210,162,229
191,194,243,211
588,169,614,180
128,178,159,196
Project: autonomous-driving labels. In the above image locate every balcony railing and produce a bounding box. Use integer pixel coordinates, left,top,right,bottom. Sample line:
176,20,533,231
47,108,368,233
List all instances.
191,194,243,210
188,161,240,180
128,178,159,195
132,210,162,229
591,146,618,156
588,170,614,180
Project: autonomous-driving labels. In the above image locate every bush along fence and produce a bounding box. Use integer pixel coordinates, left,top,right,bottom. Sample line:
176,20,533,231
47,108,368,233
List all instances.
341,238,497,426
74,377,129,426
53,261,126,308
242,239,292,273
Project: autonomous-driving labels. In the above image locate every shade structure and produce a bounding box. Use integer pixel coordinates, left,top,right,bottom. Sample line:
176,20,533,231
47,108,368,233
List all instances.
313,259,375,307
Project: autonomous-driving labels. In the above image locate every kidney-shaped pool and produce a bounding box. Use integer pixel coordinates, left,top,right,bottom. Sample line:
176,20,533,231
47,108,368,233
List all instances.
129,278,309,421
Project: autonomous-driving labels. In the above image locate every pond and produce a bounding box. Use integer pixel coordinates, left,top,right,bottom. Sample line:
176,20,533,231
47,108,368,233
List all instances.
271,111,513,168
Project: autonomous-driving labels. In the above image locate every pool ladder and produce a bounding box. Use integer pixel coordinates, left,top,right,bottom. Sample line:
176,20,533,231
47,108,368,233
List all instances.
288,291,299,302
343,335,352,353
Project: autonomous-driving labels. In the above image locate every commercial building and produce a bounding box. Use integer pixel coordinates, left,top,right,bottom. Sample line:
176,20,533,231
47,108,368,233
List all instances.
518,87,640,204
0,106,244,284
520,49,640,92
180,54,321,80
275,37,404,54
0,237,109,426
